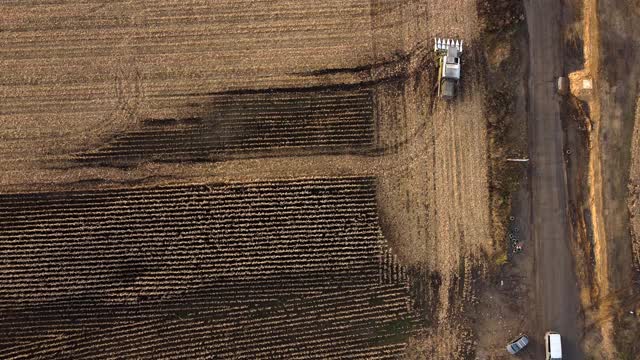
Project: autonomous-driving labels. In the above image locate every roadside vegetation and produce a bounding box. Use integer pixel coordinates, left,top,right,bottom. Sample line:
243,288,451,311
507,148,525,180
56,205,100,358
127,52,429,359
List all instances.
477,0,527,266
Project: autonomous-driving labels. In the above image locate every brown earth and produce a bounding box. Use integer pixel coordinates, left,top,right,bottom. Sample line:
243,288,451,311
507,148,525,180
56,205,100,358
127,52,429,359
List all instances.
568,0,640,357
0,0,508,358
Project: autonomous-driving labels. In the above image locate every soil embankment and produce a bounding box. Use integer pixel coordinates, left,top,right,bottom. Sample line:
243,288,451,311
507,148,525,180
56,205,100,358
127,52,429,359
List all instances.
579,0,640,356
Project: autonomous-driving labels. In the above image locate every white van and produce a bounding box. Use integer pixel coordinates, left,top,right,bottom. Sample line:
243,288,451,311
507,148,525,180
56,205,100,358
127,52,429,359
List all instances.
545,332,562,360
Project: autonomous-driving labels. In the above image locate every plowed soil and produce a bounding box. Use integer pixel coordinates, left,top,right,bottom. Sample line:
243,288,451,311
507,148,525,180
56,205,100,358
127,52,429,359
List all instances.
0,1,492,358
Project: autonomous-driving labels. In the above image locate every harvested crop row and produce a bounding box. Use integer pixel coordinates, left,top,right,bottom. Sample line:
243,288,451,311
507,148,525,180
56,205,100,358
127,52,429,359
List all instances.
0,0,375,164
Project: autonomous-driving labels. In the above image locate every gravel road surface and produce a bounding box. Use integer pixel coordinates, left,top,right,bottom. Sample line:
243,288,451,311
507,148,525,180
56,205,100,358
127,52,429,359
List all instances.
525,0,584,358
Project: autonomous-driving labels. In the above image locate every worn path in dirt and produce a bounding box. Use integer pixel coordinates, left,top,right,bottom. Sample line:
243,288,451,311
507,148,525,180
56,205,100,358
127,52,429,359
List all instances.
524,0,584,358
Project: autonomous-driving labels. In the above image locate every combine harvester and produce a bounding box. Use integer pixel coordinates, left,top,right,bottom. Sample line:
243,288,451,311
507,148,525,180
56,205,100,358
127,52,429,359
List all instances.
434,38,463,100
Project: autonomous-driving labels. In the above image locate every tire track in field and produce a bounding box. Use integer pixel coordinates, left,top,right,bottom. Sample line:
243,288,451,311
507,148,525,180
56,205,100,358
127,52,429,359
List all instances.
0,0,375,163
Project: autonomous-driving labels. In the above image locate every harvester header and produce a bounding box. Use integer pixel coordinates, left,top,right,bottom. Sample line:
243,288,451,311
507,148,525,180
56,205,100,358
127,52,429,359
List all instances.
434,38,463,53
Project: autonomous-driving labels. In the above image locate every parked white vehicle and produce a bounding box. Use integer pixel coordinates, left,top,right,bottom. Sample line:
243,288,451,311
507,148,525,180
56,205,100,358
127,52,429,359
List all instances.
545,331,563,360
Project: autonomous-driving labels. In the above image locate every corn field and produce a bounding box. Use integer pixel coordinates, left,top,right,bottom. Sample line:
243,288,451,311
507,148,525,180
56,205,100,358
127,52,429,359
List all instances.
0,177,415,358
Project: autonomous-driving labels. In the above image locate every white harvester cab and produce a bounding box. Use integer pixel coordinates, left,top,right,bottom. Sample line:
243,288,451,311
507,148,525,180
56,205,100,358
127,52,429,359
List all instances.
434,38,463,100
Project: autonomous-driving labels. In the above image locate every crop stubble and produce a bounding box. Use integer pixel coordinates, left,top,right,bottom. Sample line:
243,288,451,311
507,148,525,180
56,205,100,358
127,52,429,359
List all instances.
0,0,490,358
0,0,374,163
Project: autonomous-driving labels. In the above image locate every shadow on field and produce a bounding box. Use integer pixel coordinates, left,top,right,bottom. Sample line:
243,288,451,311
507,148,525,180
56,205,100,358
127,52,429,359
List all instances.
75,85,379,167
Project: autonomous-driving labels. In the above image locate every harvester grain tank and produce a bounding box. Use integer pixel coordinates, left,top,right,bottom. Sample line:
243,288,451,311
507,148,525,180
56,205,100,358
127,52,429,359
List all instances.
434,38,463,100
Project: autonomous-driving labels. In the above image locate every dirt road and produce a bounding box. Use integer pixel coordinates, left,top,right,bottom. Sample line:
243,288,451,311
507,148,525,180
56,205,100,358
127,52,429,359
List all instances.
524,0,584,358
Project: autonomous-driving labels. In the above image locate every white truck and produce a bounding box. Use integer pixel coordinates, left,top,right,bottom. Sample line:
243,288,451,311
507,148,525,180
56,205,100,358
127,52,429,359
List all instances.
545,331,563,360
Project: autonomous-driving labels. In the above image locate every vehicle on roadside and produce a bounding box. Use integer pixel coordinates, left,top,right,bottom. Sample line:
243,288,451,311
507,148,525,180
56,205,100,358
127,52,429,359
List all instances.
557,76,568,96
506,334,529,354
545,331,563,360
